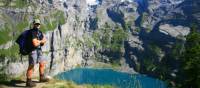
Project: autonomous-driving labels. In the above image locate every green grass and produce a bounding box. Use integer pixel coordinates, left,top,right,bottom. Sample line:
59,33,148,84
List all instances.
0,67,9,83
0,13,29,44
0,13,14,44
141,12,148,25
110,61,121,69
92,31,101,48
56,11,66,25
83,34,94,48
0,14,29,61
41,20,57,33
90,23,128,53
41,10,66,33
145,24,152,33
148,43,162,56
16,20,29,32
76,39,84,48
100,27,112,49
14,20,29,38
125,16,135,30
14,0,28,8
41,79,114,88
51,10,66,25
0,44,19,60
143,59,156,72
0,20,29,59
0,24,12,45
111,28,127,51
135,27,140,32
0,0,28,8
92,31,100,43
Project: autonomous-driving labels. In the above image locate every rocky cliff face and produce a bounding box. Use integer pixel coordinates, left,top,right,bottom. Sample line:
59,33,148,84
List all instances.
0,0,199,81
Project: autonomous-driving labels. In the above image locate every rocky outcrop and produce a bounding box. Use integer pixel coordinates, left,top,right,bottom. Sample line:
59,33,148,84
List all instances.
159,24,190,38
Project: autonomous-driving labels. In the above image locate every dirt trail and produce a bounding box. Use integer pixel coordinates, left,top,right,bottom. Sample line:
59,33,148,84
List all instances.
0,79,48,88
0,78,88,88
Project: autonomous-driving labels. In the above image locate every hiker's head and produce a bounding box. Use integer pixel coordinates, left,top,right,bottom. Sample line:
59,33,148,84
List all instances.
33,19,41,29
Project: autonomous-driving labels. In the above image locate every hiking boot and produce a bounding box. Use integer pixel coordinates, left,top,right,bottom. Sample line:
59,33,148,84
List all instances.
26,78,36,87
40,74,50,82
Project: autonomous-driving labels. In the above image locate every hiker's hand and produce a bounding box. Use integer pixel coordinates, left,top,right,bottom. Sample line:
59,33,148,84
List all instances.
41,37,46,45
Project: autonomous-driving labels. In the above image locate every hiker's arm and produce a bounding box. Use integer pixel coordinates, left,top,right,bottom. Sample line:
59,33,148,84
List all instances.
40,34,46,45
40,37,46,45
32,38,41,47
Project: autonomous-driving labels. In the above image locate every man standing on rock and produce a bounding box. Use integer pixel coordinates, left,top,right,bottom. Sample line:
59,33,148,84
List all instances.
26,19,49,87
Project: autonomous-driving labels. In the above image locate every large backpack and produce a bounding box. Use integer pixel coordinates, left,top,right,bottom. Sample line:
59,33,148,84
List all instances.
16,29,32,55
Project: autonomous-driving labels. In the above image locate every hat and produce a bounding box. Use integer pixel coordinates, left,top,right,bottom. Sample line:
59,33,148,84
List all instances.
33,19,41,24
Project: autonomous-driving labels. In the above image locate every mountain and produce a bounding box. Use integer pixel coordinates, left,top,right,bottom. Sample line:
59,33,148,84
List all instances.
0,0,199,87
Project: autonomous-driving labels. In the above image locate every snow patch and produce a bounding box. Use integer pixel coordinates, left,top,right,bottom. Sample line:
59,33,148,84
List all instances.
59,0,66,2
86,0,99,5
121,0,133,2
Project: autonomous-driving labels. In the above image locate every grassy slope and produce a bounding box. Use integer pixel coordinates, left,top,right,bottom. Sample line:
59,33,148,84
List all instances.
42,79,114,88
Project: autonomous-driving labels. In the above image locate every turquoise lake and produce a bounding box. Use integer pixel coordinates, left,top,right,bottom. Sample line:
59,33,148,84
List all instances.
56,68,167,88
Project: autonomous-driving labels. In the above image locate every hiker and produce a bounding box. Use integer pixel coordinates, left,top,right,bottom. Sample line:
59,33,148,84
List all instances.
26,19,49,87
